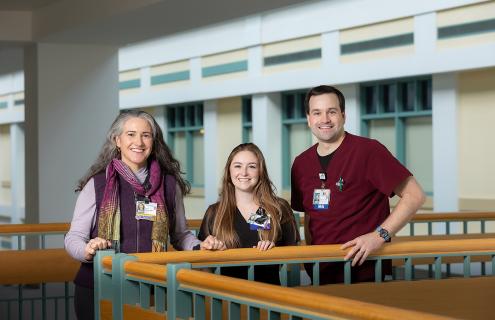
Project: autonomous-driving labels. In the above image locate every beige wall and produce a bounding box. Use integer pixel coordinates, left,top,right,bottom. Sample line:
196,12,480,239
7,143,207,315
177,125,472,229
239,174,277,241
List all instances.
458,67,495,210
0,125,11,206
216,97,243,180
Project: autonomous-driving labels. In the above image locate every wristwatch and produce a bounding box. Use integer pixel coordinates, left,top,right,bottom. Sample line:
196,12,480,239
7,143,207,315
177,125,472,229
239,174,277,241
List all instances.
376,226,391,242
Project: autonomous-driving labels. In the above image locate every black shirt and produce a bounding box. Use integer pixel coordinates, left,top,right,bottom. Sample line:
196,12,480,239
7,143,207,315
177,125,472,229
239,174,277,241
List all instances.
198,203,299,285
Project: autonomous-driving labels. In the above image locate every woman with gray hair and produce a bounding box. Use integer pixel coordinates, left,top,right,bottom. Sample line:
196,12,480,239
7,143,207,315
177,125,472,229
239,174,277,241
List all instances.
65,110,225,320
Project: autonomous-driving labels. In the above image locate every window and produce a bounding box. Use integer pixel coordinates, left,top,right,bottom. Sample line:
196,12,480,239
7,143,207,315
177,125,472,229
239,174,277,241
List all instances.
166,103,204,187
282,90,312,189
361,77,433,195
242,97,252,143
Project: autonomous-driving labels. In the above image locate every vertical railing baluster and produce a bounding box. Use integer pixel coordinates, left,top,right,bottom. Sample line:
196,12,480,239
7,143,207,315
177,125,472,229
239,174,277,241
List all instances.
194,294,206,320
42,283,47,320
228,301,240,319
405,258,412,281
344,260,352,284
374,258,382,283
312,263,319,286
463,256,471,278
280,264,288,286
64,282,69,320
248,306,260,320
248,265,255,281
434,256,442,280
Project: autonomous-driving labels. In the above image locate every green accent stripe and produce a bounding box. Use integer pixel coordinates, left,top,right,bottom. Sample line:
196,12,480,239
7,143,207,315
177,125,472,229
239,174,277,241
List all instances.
151,71,190,85
438,18,495,39
264,48,321,66
0,101,7,109
119,79,140,90
14,99,24,106
202,60,247,78
341,33,413,55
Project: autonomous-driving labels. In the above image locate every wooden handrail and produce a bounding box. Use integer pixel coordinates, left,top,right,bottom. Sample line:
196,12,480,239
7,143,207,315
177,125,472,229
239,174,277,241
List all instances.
0,222,70,234
411,212,495,222
100,238,495,269
1,212,494,235
176,269,450,320
124,261,167,282
0,248,80,285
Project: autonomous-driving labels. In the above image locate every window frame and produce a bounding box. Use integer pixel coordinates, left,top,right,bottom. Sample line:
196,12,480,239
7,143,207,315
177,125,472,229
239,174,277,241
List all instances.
360,76,433,195
166,102,204,188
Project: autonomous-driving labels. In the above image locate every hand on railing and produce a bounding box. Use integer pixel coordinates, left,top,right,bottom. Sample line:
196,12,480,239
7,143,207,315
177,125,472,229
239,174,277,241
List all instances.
254,240,275,251
199,235,227,251
341,231,385,266
85,237,112,261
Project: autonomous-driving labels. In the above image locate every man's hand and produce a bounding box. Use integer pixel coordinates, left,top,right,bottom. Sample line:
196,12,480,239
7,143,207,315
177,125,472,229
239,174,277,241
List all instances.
341,232,385,266
200,235,227,251
84,237,112,261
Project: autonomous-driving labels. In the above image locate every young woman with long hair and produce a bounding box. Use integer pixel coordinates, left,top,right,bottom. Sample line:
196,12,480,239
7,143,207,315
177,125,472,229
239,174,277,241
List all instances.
198,143,299,284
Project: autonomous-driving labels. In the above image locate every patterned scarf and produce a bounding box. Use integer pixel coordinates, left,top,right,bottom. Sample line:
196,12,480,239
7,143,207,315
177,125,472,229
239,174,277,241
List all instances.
98,159,168,252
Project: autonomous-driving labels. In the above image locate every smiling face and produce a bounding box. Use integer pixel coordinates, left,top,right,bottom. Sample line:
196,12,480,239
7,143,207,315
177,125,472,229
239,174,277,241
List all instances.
307,93,346,145
229,150,260,193
115,117,153,172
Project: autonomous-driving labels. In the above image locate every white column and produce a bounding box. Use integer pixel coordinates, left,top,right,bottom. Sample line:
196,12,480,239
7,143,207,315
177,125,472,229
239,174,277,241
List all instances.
432,73,458,212
339,84,359,135
24,43,119,224
252,93,282,194
9,123,24,225
203,99,219,206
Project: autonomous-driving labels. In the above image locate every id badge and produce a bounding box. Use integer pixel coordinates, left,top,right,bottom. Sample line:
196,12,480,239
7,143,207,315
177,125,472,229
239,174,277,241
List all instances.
312,189,330,210
135,200,157,221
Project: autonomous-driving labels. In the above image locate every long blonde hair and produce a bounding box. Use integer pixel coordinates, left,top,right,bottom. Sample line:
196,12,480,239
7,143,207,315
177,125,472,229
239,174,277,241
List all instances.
211,143,295,248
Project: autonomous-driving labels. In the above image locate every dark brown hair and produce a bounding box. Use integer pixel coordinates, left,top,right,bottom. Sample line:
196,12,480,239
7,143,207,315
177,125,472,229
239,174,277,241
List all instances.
304,85,346,114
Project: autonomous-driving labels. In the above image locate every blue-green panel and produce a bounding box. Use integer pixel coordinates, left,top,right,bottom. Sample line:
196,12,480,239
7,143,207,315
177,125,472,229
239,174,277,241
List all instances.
14,99,24,106
119,79,140,90
438,18,495,39
341,33,414,55
0,101,7,109
151,71,190,85
202,60,248,77
264,49,321,66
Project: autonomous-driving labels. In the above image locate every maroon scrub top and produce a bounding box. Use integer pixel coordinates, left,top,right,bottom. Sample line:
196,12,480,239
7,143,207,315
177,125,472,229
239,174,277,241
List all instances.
291,132,412,246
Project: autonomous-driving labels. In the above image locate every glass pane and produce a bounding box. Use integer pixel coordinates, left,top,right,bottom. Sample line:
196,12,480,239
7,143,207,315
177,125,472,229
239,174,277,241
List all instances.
167,108,176,128
289,124,312,168
0,125,11,206
405,117,433,194
381,84,396,113
196,104,204,126
298,93,306,119
284,95,295,119
400,82,415,111
186,105,195,126
172,132,187,174
364,86,377,114
368,119,396,156
177,106,185,127
419,79,432,110
243,99,252,123
192,131,204,186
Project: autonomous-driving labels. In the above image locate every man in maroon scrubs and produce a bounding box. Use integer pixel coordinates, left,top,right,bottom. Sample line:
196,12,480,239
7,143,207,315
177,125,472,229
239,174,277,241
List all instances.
291,85,425,284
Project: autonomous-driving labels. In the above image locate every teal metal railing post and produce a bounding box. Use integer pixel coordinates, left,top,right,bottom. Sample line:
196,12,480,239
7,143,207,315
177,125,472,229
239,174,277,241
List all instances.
167,263,193,320
93,250,115,320
112,253,137,320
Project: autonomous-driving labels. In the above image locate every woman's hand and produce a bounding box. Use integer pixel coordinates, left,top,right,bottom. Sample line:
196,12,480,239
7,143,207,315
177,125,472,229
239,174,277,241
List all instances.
200,235,227,251
84,237,112,261
255,240,275,251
